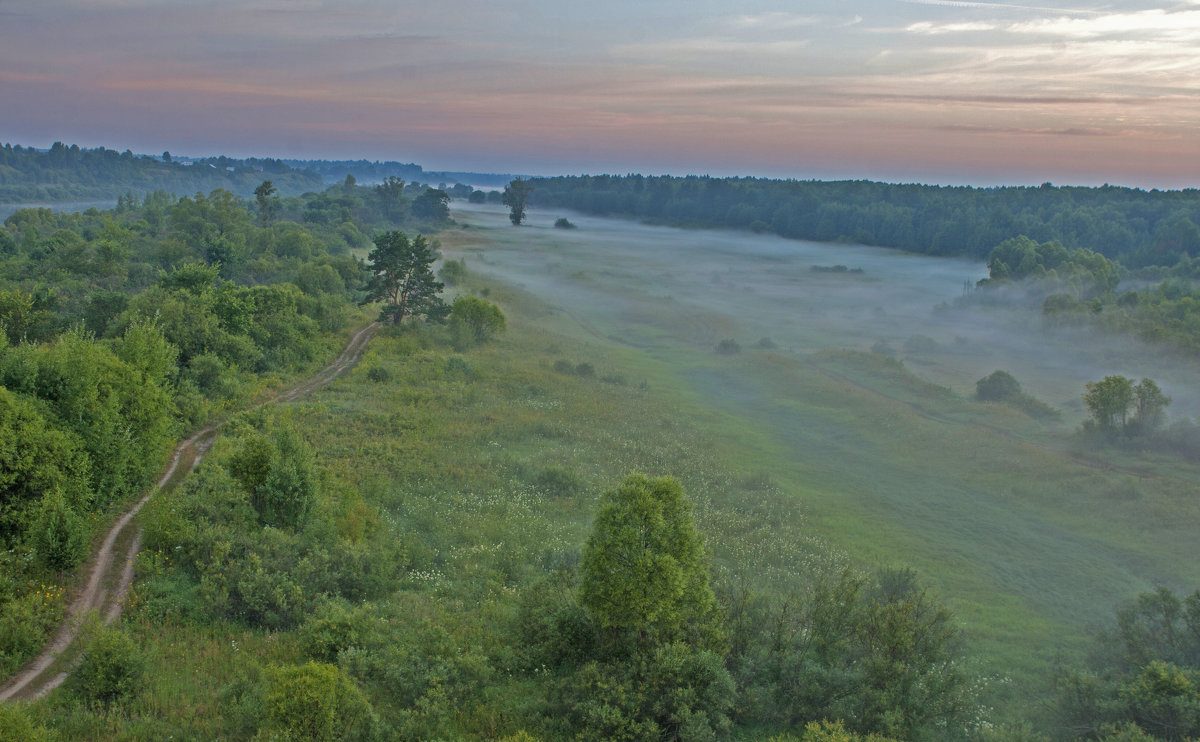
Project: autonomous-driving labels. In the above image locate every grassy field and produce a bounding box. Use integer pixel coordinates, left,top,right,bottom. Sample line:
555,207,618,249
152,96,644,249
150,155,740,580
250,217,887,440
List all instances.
437,204,1200,717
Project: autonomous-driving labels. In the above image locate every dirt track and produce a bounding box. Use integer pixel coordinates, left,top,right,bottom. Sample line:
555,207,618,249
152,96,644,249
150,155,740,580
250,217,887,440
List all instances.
0,321,379,702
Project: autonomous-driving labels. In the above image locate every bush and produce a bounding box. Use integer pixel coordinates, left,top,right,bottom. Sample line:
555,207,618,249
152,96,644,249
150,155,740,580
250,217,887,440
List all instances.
448,295,506,346
258,662,377,742
365,365,391,383
574,362,595,377
535,466,584,498
32,488,88,571
715,339,741,355
71,625,145,706
976,370,1022,401
438,258,467,285
554,218,577,229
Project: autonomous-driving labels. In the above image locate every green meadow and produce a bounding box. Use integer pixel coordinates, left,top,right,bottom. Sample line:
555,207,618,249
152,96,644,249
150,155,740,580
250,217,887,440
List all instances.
436,205,1200,715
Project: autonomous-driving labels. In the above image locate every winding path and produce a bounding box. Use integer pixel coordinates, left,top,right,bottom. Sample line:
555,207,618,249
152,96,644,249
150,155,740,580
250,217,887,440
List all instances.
0,321,380,702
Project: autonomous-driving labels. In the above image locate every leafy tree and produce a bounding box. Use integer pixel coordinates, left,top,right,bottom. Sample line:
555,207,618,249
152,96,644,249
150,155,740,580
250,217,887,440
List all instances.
448,294,506,345
373,176,407,222
579,474,723,656
503,177,534,225
1132,378,1171,432
411,188,451,223
1085,375,1135,431
363,231,448,324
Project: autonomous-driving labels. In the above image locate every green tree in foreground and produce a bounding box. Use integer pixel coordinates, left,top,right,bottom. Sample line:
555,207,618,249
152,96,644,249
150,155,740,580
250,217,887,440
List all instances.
580,474,723,655
363,230,448,324
502,177,533,226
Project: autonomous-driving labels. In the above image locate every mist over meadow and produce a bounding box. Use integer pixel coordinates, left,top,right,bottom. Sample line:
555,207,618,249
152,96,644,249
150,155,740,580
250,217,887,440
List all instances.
456,202,1200,420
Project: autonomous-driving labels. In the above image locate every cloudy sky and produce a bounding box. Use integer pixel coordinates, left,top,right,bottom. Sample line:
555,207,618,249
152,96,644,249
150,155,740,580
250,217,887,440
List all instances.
2,0,1198,186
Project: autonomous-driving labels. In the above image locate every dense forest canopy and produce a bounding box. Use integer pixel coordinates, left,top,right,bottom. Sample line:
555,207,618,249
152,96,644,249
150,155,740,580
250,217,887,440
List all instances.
0,142,325,202
527,175,1200,269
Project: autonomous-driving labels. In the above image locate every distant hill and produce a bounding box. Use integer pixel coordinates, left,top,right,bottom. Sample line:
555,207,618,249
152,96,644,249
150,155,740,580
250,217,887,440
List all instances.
280,158,518,189
0,141,520,205
0,142,324,202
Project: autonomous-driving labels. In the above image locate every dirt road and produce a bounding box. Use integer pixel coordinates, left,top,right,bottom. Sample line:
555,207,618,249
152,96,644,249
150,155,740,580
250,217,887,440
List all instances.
0,321,379,702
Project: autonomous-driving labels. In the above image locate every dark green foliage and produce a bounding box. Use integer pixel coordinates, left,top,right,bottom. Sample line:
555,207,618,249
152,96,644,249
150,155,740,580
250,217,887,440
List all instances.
554,217,577,229
229,427,317,530
715,339,741,355
517,570,598,671
982,235,1120,298
363,231,447,324
70,625,145,707
731,568,974,741
525,174,1200,268
0,141,323,202
365,365,391,383
976,370,1022,401
297,600,383,663
1058,587,1200,740
411,188,451,223
31,488,88,570
574,361,595,377
533,465,584,498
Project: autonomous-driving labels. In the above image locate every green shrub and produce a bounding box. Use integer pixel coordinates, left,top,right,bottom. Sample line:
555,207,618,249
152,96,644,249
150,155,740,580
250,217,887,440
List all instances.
32,488,88,571
535,466,584,498
70,625,145,706
574,362,595,377
715,339,741,355
439,258,468,285
976,370,1022,401
257,661,377,742
554,218,577,229
444,355,473,377
365,365,391,383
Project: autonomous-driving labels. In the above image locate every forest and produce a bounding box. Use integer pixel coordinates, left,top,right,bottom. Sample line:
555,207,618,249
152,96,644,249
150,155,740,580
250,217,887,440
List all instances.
0,154,1198,741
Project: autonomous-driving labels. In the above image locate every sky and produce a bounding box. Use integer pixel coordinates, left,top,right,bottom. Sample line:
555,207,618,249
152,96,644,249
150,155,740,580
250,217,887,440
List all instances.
1,0,1199,188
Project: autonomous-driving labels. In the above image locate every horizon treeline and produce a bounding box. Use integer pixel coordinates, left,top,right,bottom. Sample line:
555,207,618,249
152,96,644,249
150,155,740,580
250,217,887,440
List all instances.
0,142,325,203
527,174,1200,269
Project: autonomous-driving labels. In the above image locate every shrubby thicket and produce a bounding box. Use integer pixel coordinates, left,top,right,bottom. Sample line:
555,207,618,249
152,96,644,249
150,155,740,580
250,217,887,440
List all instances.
0,171,455,676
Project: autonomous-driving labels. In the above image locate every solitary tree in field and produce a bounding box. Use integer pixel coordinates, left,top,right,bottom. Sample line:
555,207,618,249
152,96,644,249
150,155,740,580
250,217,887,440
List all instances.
363,231,447,324
502,177,533,225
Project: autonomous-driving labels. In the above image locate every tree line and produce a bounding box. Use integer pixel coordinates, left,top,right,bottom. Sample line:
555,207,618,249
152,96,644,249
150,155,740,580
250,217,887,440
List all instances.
525,175,1200,268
